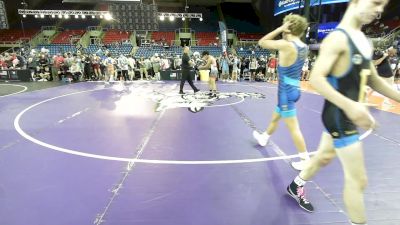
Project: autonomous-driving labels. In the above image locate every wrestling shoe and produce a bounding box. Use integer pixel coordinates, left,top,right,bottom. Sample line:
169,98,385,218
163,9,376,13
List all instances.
252,131,270,147
287,183,314,212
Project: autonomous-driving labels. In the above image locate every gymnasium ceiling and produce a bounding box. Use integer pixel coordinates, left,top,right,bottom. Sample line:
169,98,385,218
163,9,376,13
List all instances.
142,0,252,7
3,0,400,30
6,0,400,10
51,0,252,6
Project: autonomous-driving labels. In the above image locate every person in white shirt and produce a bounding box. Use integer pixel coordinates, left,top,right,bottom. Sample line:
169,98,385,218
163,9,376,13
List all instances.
118,54,129,81
104,53,115,82
231,55,240,82
70,60,82,81
144,58,152,79
174,55,182,70
249,57,258,82
138,57,148,80
160,56,170,71
151,53,161,80
128,55,136,81
301,57,310,81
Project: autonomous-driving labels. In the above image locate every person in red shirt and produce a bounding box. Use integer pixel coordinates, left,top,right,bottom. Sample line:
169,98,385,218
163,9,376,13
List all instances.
267,54,278,82
53,53,64,80
0,55,7,69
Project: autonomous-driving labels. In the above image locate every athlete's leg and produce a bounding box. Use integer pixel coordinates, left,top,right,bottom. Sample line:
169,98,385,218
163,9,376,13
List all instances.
208,77,213,94
210,77,217,92
265,111,281,135
232,71,238,82
299,132,336,180
140,68,144,80
282,114,312,170
286,132,336,212
253,111,281,146
283,116,308,154
336,142,368,224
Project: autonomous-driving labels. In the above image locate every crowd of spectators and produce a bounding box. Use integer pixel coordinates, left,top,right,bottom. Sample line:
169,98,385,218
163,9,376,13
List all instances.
1,36,397,83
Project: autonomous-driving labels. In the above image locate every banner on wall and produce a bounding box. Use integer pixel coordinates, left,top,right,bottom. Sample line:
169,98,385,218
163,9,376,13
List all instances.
0,1,9,29
274,0,349,16
219,21,228,53
317,22,339,39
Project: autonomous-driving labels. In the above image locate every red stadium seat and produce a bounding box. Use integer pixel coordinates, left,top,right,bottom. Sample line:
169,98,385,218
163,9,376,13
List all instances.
51,30,86,44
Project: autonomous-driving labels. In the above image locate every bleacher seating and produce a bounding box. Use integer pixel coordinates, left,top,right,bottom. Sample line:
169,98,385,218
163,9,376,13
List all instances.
191,46,222,56
237,33,264,40
236,47,270,58
196,32,217,46
135,46,182,58
37,44,77,56
134,46,223,58
32,30,270,58
85,43,133,56
52,30,86,44
102,29,131,45
35,43,132,56
85,44,104,55
0,29,39,42
151,31,175,44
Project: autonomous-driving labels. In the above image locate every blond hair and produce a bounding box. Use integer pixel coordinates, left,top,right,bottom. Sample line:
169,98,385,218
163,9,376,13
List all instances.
283,14,309,37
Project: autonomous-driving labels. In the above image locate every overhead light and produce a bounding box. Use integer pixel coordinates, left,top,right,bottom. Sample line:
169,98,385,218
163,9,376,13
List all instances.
169,16,174,21
104,13,112,20
18,9,114,22
199,18,203,21
182,17,185,21
159,15,164,21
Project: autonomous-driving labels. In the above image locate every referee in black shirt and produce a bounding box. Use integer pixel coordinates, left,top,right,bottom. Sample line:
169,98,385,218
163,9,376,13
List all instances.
373,47,396,85
179,46,200,94
373,47,397,105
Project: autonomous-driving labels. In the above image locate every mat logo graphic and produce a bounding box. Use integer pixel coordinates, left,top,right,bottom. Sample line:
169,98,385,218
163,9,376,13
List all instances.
152,92,265,113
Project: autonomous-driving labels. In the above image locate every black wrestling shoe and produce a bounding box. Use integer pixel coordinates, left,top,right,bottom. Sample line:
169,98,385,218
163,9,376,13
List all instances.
287,183,314,213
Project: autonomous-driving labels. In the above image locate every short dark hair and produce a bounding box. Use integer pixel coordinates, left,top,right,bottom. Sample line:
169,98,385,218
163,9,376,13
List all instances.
201,51,209,57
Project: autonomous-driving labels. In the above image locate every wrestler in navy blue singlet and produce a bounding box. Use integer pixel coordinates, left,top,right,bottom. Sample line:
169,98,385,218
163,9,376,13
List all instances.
322,28,372,148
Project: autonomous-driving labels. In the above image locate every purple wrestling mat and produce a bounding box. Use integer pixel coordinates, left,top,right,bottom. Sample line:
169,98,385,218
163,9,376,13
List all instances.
0,81,399,225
